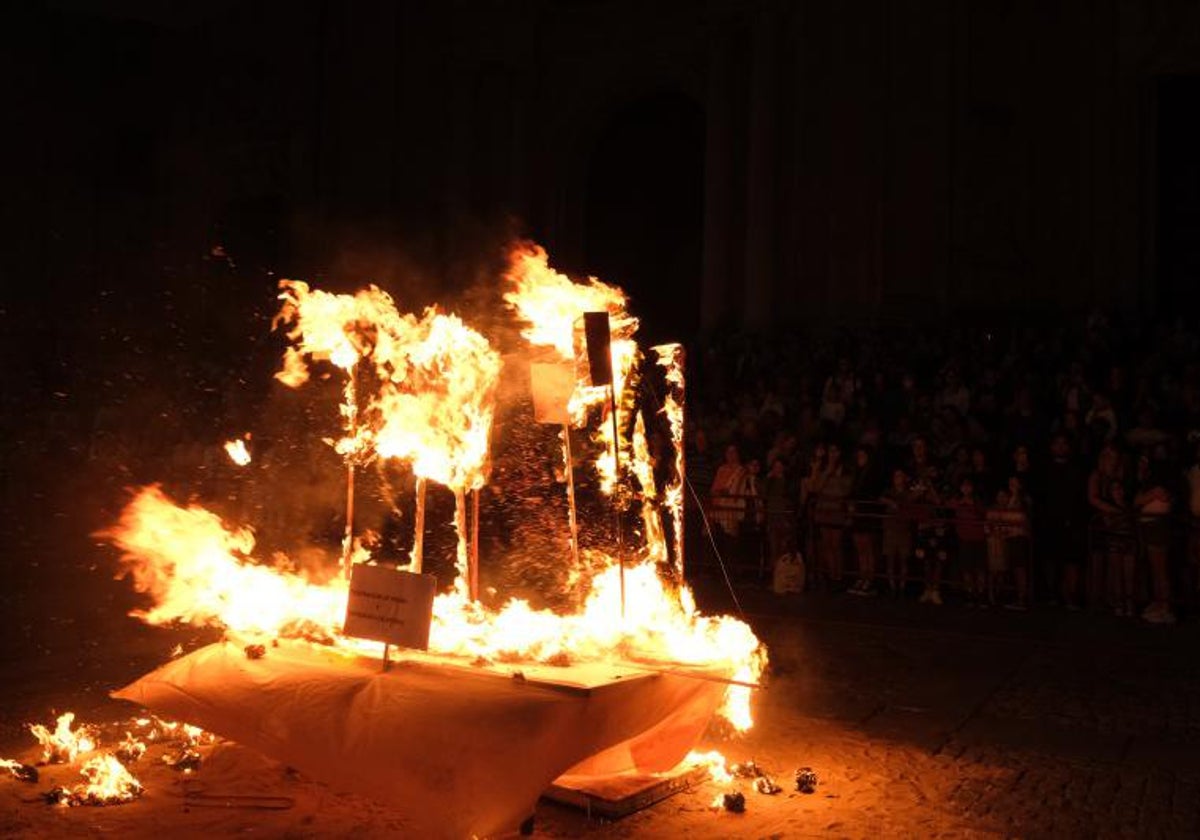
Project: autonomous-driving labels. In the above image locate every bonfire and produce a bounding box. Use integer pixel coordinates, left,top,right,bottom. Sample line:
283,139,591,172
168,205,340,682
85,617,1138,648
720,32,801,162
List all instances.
86,241,766,836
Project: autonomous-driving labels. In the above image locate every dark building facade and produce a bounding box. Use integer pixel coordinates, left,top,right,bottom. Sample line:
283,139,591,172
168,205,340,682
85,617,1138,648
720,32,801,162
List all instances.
10,0,1200,334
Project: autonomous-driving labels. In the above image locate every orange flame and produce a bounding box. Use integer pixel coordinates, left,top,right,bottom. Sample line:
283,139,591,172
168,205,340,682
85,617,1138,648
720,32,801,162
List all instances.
62,754,143,806
30,712,97,764
224,438,251,466
104,242,766,733
502,242,640,496
106,487,765,730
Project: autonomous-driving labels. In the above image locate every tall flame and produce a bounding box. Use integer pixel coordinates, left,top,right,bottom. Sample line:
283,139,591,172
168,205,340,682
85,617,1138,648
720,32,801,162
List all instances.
502,244,642,496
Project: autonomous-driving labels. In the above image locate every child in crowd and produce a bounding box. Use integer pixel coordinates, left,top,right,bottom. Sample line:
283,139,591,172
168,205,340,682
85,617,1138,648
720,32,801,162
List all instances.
1001,476,1033,610
1103,479,1137,617
849,446,883,595
880,468,915,597
910,469,946,604
1135,456,1175,624
985,488,1011,607
949,476,988,606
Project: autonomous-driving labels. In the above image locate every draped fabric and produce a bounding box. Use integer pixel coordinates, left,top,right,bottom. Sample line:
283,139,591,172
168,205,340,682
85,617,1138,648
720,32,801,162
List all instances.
114,641,727,838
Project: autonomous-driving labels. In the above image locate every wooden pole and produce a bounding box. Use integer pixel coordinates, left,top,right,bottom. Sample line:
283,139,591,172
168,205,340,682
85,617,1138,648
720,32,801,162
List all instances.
454,487,474,601
470,488,480,601
562,425,580,568
609,383,624,619
411,477,427,574
341,363,358,580
341,462,355,580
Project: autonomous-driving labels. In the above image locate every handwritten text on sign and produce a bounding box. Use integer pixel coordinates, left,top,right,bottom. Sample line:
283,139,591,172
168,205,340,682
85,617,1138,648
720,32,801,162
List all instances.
343,564,436,651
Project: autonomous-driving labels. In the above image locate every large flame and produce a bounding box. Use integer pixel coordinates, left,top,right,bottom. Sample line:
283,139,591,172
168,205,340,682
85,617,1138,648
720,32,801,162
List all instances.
106,486,765,730
103,242,765,734
101,486,347,636
502,243,640,496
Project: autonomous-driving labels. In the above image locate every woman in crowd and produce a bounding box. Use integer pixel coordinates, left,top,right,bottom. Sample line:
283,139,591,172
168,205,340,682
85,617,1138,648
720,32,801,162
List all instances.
710,443,748,541
809,442,853,588
1135,455,1176,624
881,468,915,597
848,446,884,595
950,476,988,606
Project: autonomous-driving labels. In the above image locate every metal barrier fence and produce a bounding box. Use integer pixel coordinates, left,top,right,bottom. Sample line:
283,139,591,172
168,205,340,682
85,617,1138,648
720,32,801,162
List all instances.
692,493,1191,606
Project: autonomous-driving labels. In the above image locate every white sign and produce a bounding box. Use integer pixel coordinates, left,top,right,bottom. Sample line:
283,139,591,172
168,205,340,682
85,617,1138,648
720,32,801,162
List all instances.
343,565,436,650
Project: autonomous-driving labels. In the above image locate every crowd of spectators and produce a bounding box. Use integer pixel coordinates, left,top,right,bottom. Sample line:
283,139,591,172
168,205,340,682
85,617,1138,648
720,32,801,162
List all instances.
685,311,1200,624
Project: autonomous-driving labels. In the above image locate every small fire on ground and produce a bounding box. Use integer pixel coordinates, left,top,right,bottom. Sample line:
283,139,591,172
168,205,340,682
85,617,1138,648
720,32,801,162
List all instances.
1,712,213,806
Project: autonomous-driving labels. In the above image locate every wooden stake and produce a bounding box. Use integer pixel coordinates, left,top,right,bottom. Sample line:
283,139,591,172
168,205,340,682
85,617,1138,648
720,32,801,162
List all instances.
411,476,427,574
609,383,624,619
341,462,356,579
470,488,480,602
341,364,359,581
562,425,580,569
454,487,474,601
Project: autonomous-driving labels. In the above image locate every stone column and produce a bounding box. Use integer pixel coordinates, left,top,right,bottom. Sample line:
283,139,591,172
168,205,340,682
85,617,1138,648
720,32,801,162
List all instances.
701,26,734,331
743,5,777,330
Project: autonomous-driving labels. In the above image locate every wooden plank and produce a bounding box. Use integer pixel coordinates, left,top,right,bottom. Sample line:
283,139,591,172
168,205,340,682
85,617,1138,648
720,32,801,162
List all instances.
544,763,710,819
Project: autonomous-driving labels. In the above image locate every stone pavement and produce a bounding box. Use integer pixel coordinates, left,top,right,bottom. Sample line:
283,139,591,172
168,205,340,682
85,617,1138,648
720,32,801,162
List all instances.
536,586,1200,838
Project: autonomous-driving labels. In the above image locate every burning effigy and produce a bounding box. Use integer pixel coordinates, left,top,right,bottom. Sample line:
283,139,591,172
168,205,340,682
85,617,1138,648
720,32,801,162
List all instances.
100,242,766,837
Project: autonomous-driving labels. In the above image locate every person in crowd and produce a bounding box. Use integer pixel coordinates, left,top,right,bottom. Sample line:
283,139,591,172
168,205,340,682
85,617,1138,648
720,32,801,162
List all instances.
1000,475,1034,610
809,442,853,588
970,447,995,502
1086,443,1126,608
985,487,1012,607
1086,392,1119,443
848,446,884,595
765,458,794,568
1134,455,1176,624
881,468,915,597
949,476,988,606
688,428,715,500
911,465,947,604
944,444,972,498
1185,439,1200,607
710,443,747,540
1041,433,1087,608
1103,478,1138,617
936,367,971,418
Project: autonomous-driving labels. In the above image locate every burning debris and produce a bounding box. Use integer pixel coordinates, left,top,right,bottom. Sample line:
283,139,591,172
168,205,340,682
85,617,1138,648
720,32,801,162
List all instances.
162,748,202,773
116,732,147,763
30,712,97,764
130,716,212,747
795,767,819,794
753,775,782,795
43,754,143,807
718,791,746,813
0,758,39,783
224,438,251,466
244,643,267,660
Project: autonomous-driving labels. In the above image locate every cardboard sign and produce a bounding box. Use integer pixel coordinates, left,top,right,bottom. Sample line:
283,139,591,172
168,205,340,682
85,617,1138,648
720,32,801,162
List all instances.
530,361,575,425
343,564,436,650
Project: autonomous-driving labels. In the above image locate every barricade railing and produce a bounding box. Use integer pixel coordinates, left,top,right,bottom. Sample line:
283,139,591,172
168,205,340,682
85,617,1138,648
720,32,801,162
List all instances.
692,493,1193,607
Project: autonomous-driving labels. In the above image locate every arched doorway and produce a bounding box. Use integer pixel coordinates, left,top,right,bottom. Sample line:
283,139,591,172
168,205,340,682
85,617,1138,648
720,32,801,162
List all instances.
582,92,705,342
